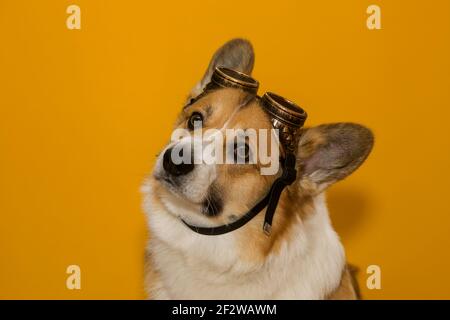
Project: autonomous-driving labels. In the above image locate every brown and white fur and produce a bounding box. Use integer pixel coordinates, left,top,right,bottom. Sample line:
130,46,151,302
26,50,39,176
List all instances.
142,39,373,299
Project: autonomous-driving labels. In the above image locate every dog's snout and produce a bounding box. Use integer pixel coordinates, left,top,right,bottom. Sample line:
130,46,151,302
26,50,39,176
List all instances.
163,147,194,177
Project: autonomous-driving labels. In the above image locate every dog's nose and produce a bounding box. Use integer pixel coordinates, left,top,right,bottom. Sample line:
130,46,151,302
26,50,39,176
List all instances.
163,147,195,176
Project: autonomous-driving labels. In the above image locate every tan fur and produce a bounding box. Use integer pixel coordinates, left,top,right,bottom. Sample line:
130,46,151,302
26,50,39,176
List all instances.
235,188,314,263
326,266,359,300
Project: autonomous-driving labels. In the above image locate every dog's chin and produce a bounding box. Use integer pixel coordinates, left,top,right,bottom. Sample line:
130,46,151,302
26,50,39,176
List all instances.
154,174,191,202
154,173,223,221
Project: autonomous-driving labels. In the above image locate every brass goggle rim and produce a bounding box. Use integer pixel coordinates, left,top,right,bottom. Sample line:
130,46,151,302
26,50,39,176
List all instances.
260,92,307,128
210,68,307,128
210,67,259,94
202,68,308,145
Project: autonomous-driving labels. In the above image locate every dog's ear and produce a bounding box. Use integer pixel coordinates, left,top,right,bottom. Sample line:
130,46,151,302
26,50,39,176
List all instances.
296,123,374,193
188,38,255,100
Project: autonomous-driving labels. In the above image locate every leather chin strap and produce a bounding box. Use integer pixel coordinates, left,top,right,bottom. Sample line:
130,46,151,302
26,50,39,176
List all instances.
181,153,297,236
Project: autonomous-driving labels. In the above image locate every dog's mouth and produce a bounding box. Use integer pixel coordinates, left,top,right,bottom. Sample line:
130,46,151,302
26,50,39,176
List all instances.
154,173,178,194
201,187,223,217
161,176,174,186
154,173,223,217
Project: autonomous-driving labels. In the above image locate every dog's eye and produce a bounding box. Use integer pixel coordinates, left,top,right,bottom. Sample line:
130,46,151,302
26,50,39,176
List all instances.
188,112,203,130
234,143,250,164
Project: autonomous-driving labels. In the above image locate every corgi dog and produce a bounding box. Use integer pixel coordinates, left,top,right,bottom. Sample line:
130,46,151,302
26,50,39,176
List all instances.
142,39,374,299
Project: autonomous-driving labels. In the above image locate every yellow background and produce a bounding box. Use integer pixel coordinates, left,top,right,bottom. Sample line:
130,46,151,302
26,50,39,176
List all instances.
1,0,449,299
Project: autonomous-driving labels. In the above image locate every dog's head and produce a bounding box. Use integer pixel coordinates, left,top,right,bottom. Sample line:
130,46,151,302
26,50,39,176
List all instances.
151,39,374,232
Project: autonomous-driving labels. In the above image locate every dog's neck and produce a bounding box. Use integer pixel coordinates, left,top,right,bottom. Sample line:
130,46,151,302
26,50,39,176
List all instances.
144,181,346,299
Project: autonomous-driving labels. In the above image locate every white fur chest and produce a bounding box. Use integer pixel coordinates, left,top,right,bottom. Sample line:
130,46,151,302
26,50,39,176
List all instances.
143,186,346,300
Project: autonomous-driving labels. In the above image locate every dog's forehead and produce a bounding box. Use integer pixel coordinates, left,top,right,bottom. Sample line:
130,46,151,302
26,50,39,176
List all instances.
226,102,272,130
185,88,272,130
